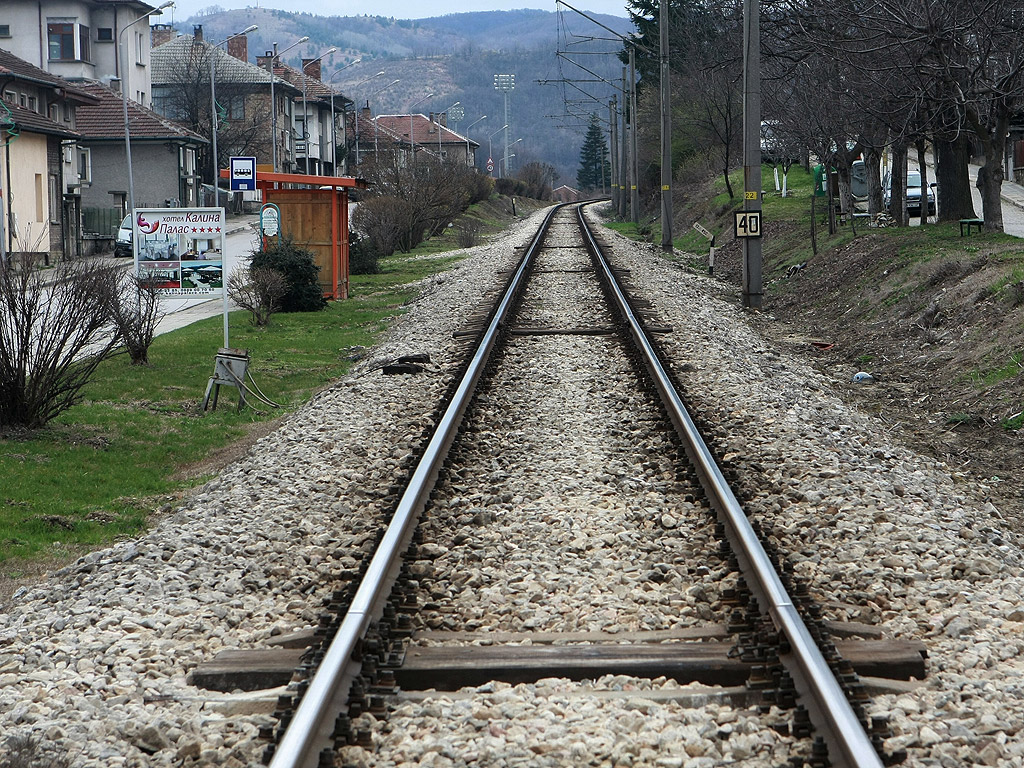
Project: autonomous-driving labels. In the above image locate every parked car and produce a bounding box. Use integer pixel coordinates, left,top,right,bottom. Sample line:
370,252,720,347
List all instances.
884,170,936,216
114,214,133,258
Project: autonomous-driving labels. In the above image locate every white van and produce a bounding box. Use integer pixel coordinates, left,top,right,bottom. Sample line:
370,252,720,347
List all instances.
114,214,132,258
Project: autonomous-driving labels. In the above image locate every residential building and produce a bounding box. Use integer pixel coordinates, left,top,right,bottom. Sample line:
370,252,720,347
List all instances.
74,80,207,218
257,55,351,176
0,47,100,261
345,103,407,172
151,26,301,192
0,0,164,107
373,112,479,167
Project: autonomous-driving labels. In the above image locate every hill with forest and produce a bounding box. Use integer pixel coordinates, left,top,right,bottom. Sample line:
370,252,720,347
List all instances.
173,7,635,185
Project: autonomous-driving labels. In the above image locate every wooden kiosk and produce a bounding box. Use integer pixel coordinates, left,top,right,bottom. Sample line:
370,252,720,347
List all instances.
220,170,367,300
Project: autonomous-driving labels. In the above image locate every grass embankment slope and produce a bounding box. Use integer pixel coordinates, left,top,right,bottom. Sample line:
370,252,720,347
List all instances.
0,195,543,597
610,165,1024,522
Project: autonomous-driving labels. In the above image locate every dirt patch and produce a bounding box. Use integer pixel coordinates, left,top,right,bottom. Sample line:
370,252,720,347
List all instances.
710,219,1024,529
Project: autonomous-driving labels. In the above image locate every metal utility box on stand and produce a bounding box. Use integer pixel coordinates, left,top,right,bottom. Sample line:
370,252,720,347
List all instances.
202,348,250,411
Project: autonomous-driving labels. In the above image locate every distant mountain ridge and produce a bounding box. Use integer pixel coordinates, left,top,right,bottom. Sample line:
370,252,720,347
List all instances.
175,7,634,184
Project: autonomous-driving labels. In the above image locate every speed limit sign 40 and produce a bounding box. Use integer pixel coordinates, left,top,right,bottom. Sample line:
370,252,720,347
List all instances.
734,210,762,238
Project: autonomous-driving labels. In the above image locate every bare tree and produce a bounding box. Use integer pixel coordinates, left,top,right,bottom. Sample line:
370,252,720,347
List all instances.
109,271,164,365
0,254,121,430
226,266,288,327
154,42,272,187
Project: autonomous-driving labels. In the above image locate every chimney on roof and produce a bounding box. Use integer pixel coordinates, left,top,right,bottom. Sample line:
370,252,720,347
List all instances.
227,34,248,62
428,112,437,133
361,103,371,121
302,58,322,82
257,53,271,71
193,24,203,43
151,23,175,48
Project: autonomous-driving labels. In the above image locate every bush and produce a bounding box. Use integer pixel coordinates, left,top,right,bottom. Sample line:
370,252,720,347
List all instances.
0,253,122,430
248,238,326,312
348,233,380,275
226,266,288,326
455,220,482,248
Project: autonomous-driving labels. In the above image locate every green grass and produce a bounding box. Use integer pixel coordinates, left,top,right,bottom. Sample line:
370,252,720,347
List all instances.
0,203,520,569
970,352,1024,388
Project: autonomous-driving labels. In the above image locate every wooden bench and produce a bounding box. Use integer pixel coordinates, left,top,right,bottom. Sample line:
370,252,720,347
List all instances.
960,218,984,236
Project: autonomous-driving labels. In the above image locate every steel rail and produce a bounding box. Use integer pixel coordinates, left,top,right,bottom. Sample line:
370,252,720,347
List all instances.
575,205,884,768
267,205,562,768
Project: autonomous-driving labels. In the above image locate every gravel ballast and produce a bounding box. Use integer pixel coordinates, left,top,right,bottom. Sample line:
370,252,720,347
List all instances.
1,204,1022,767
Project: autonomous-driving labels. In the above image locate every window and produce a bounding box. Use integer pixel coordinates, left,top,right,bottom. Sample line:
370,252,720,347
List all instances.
2,90,14,104
78,148,91,185
49,175,60,224
229,95,244,120
48,23,75,60
35,174,45,222
62,103,71,122
97,27,113,42
79,24,90,61
49,103,58,121
0,25,11,38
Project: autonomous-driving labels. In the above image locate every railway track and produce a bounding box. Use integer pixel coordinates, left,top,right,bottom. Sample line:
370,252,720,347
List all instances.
203,203,925,768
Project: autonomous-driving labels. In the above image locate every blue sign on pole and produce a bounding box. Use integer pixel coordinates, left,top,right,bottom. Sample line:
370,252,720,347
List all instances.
230,156,257,191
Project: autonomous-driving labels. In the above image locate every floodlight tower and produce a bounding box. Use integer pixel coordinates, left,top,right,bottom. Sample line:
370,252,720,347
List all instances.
493,73,515,177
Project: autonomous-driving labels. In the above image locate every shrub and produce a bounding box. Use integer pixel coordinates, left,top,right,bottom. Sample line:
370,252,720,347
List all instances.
248,238,326,312
227,266,288,326
455,220,482,248
109,269,164,365
0,252,122,430
348,233,380,275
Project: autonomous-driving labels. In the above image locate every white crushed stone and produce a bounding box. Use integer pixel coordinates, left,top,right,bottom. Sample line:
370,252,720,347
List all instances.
0,202,1020,767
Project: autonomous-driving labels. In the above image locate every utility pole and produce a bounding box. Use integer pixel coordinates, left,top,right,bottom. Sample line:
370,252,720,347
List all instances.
609,96,618,210
659,0,673,250
620,66,629,220
741,0,763,308
628,48,639,225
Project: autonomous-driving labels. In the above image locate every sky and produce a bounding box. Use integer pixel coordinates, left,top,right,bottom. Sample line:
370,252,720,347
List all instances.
164,0,630,21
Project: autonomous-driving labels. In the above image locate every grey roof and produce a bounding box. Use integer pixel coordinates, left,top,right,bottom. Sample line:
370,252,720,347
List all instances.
151,36,300,93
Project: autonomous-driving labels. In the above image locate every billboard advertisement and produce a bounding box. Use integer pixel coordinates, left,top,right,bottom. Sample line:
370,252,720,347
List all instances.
132,208,226,297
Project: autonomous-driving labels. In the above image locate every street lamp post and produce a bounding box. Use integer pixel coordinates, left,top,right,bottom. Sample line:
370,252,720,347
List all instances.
407,92,434,162
300,47,336,175
465,114,486,167
120,1,173,216
405,91,434,160
211,24,258,209
437,100,459,157
503,137,522,178
349,71,385,171
487,124,507,176
327,58,362,175
367,79,400,163
267,36,308,174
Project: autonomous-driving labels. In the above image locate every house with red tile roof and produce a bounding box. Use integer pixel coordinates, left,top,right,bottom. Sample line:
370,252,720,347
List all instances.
256,54,352,177
0,47,100,261
151,27,301,191
372,112,480,168
74,80,207,214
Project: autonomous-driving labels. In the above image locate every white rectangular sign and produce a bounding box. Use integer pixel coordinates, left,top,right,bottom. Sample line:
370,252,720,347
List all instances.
132,208,226,297
734,210,762,238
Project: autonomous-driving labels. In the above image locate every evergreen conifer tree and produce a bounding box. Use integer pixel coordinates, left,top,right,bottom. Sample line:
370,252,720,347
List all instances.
576,114,610,191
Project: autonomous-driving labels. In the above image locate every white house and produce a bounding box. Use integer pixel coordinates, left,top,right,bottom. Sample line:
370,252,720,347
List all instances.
0,0,163,107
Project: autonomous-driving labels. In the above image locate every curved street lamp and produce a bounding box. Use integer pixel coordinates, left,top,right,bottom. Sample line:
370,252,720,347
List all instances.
437,100,459,156
407,92,433,162
367,79,401,163
211,24,258,208
327,58,362,175
120,0,173,216
300,46,336,174
267,35,308,173
465,114,486,167
349,71,385,170
487,124,508,175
